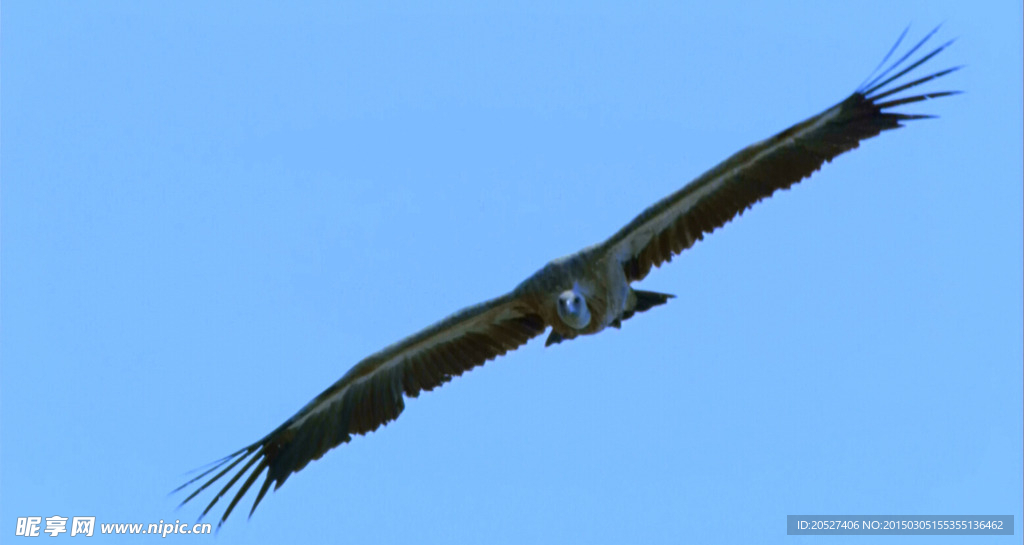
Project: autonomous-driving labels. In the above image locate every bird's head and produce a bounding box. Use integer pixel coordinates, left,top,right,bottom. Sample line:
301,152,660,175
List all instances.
556,284,591,330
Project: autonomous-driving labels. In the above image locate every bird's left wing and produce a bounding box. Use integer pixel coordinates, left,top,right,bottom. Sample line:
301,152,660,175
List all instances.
176,292,546,525
600,28,959,282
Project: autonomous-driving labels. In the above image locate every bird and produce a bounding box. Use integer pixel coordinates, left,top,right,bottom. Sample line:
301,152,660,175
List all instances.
176,27,959,525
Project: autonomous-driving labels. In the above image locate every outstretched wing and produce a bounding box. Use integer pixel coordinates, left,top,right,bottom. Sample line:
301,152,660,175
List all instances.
176,292,546,526
601,27,959,282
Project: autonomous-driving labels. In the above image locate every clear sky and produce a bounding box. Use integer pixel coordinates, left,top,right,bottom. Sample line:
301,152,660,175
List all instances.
3,1,1021,543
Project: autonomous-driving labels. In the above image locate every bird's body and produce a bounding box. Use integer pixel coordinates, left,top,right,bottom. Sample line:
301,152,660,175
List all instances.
177,27,959,525
517,247,632,340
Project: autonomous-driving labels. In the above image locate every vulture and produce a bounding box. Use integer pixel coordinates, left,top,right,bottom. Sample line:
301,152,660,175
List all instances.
177,27,959,525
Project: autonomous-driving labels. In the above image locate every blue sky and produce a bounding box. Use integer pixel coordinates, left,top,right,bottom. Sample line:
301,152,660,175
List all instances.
3,1,1021,543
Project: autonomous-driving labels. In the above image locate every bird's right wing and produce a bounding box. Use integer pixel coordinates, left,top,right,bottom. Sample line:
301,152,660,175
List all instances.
176,291,546,526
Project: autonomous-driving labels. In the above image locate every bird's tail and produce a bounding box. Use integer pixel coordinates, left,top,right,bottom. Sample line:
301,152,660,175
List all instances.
613,289,675,326
632,290,675,313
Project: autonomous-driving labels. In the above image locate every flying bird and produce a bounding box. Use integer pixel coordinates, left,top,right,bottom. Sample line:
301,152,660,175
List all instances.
177,27,959,525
